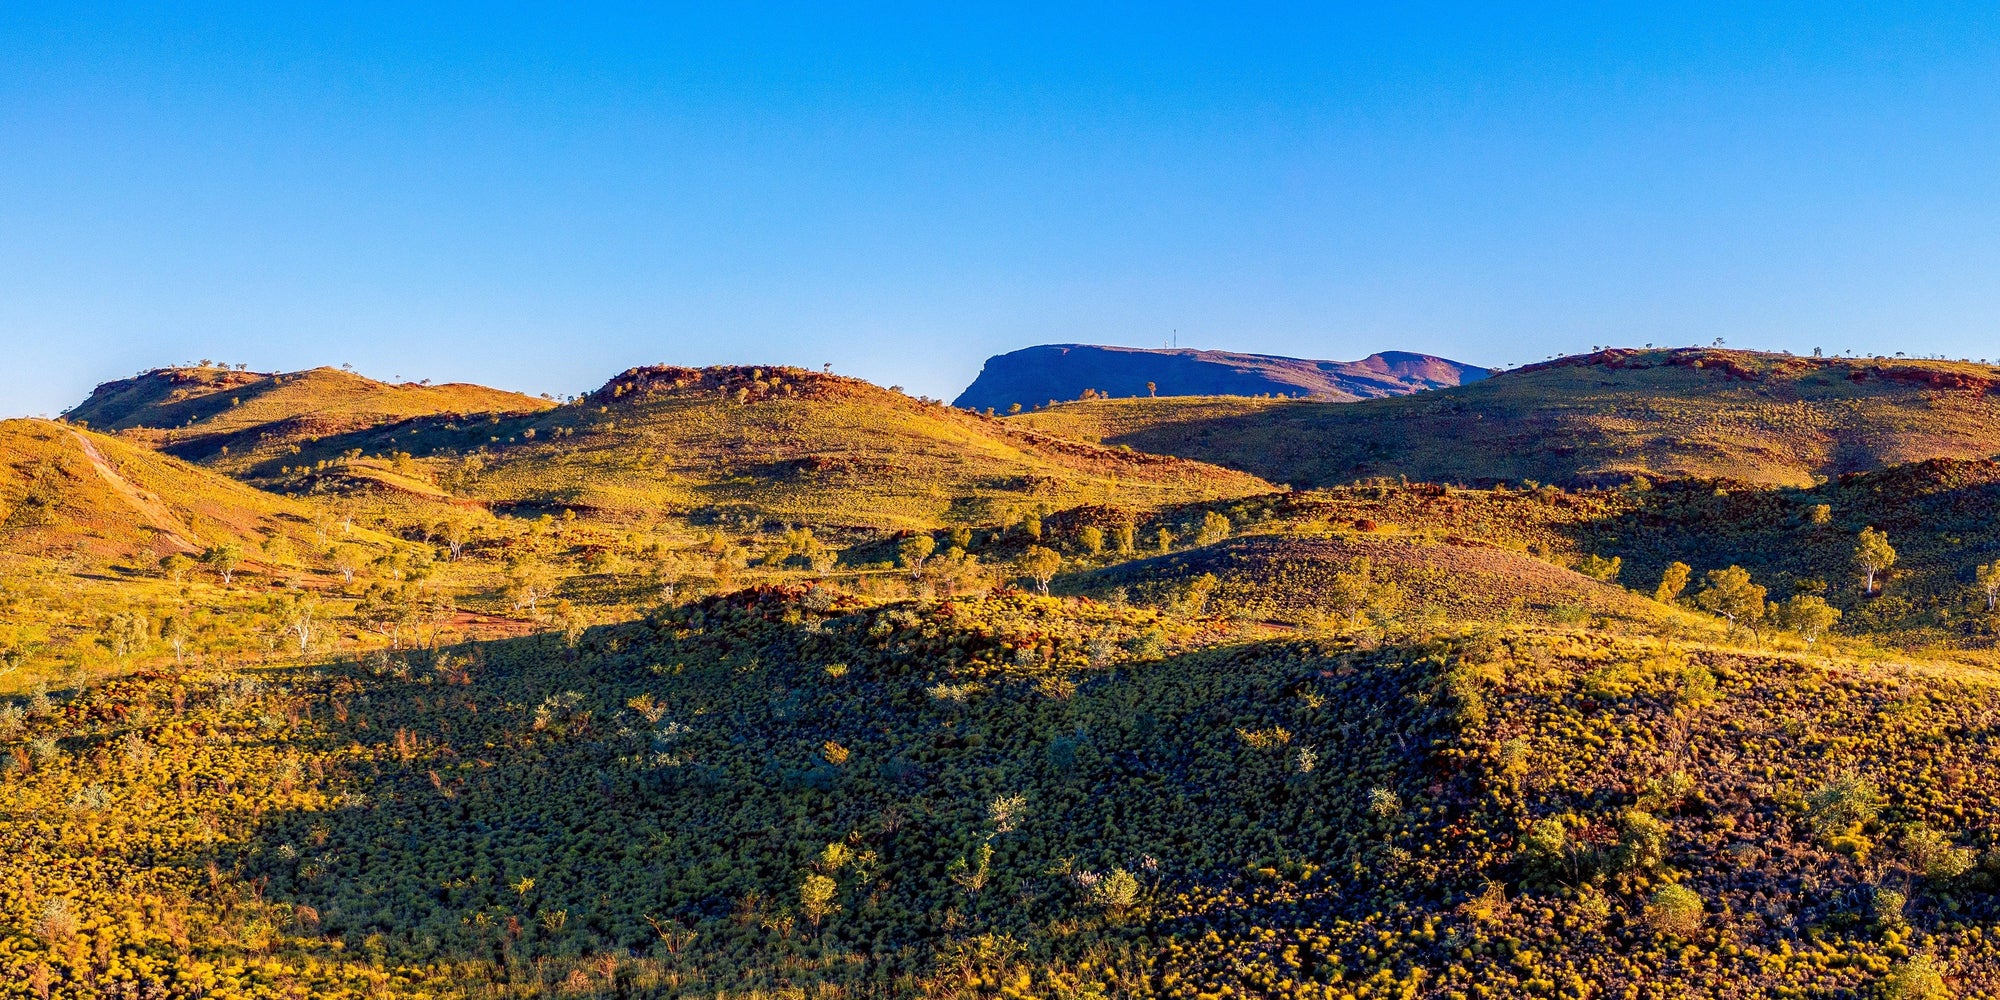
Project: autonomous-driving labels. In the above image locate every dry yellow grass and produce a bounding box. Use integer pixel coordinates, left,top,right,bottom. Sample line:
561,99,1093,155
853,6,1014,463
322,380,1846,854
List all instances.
0,418,313,565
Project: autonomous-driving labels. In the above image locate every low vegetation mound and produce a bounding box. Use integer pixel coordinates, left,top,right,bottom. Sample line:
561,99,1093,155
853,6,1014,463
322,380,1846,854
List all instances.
1064,532,1679,630
953,343,1488,412
1012,348,2000,489
65,365,553,472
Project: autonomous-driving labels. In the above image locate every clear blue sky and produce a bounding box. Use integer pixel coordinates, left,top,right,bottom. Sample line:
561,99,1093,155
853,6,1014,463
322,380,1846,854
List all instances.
6,4,2000,416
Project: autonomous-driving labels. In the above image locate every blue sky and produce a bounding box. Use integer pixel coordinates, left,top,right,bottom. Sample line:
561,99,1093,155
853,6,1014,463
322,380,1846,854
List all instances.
5,4,2000,415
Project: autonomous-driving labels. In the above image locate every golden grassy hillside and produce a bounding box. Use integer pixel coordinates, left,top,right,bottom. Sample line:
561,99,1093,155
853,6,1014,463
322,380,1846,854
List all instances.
0,418,314,566
1012,348,2000,488
65,365,553,472
266,366,1274,531
0,419,425,691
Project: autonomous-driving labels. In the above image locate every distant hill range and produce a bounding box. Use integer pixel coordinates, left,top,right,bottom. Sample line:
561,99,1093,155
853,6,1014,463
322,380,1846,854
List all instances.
952,344,1491,411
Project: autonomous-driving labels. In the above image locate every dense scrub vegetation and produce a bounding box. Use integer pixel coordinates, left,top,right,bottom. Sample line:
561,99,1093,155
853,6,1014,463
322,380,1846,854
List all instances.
6,588,2000,998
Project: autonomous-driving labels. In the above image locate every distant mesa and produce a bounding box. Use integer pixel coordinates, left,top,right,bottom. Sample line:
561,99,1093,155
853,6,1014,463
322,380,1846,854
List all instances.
951,343,1491,412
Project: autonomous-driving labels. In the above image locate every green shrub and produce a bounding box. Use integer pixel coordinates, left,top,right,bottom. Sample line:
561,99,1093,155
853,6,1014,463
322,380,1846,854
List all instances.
1645,883,1702,937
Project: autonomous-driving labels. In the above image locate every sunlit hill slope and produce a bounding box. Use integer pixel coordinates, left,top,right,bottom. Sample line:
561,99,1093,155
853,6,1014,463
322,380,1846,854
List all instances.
0,418,318,567
1010,348,2000,489
66,364,554,473
266,365,1274,531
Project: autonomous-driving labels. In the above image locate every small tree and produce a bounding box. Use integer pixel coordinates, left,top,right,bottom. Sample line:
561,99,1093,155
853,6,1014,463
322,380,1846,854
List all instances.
1196,511,1230,546
158,553,194,583
357,585,417,650
330,544,365,585
161,614,192,666
1695,565,1766,628
552,600,589,649
505,557,556,614
440,517,472,561
1675,663,1718,711
103,612,149,659
1776,594,1839,643
799,874,838,928
201,544,243,585
1113,523,1136,554
1976,562,2000,613
1855,526,1896,596
987,794,1027,835
1577,554,1621,583
1090,868,1142,918
1328,557,1399,627
1179,573,1218,616
1654,562,1691,604
1903,825,1976,881
1078,525,1104,555
1806,771,1880,836
275,591,323,656
946,843,994,895
1645,883,1703,937
1018,546,1060,595
897,535,936,577
1883,953,1950,1000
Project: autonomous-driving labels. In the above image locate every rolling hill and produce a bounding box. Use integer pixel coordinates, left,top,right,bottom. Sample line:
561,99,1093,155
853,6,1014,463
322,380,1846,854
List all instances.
65,364,554,473
0,417,319,567
953,343,1489,412
1010,347,2000,489
263,365,1275,532
17,348,2000,999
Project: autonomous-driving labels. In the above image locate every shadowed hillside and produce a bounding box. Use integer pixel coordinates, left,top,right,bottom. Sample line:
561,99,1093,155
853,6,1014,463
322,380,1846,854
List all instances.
7,587,2000,997
1011,348,2000,489
954,343,1488,412
66,365,554,472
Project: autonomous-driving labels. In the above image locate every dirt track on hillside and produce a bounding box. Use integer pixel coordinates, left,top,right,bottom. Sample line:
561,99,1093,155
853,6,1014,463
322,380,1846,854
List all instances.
65,426,201,553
